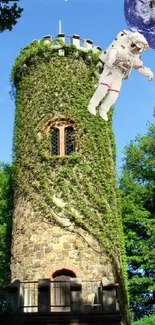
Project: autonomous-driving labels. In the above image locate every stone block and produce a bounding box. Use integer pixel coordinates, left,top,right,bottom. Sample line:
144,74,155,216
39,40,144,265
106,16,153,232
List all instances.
38,278,50,312
6,280,20,312
72,34,80,48
101,277,117,313
70,278,82,311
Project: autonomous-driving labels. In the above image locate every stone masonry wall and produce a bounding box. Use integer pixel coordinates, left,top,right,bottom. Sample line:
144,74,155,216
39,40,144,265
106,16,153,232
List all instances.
11,198,114,282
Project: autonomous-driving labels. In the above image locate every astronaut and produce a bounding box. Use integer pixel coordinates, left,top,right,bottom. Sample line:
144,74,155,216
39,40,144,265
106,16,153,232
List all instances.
95,30,130,77
88,30,154,121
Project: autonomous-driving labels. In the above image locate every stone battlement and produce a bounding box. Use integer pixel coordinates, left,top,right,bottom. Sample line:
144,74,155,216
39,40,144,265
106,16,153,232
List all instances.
39,33,102,53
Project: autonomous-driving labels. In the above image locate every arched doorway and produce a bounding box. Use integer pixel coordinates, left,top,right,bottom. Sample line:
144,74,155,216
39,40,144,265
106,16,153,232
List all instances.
51,269,76,311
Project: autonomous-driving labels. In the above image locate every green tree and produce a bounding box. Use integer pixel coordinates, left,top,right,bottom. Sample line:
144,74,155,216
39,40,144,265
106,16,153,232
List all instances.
0,1,23,33
0,163,13,286
119,123,155,319
132,315,155,325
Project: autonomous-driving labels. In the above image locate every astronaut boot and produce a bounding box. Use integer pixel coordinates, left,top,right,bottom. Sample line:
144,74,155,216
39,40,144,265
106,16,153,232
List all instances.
99,101,109,121
88,103,96,116
99,88,120,121
88,84,108,116
99,109,108,121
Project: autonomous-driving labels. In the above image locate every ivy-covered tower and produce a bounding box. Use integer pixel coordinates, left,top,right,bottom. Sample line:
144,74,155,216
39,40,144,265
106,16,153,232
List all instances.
10,34,129,324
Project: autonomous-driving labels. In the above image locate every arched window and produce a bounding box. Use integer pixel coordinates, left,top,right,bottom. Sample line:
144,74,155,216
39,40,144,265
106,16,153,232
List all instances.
53,269,76,279
41,115,77,157
50,123,75,156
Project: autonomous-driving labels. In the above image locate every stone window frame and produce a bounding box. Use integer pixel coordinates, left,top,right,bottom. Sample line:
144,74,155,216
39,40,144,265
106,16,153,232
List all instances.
41,114,77,157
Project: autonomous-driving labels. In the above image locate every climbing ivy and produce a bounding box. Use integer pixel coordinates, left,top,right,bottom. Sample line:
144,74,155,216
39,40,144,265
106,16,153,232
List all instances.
11,38,129,323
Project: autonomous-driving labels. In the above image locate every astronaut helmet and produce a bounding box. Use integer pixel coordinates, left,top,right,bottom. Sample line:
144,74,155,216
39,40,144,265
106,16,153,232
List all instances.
128,31,149,53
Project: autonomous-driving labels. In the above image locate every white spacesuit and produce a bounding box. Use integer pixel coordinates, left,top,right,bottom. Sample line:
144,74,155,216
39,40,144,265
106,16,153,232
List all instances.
88,30,154,121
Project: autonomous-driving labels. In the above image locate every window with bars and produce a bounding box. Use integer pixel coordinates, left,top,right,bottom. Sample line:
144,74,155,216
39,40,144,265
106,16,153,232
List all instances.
51,127,60,155
50,124,75,156
65,127,75,155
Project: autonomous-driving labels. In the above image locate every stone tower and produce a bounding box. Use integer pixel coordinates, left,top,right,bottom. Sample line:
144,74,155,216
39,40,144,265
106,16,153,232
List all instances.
10,34,129,324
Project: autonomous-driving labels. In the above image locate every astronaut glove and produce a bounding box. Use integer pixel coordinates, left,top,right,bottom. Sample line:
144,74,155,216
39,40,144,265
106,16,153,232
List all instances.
148,73,154,81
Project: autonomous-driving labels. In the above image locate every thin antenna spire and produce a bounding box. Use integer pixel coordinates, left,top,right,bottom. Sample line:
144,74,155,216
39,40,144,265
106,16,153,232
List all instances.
59,20,62,34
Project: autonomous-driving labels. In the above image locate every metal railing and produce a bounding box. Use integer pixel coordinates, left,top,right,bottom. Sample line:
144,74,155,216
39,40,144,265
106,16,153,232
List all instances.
52,36,85,47
16,280,119,313
20,281,38,312
51,280,71,312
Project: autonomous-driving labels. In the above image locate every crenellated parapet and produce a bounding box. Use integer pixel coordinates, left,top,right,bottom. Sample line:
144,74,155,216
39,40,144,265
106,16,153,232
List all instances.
41,33,102,53
11,33,102,87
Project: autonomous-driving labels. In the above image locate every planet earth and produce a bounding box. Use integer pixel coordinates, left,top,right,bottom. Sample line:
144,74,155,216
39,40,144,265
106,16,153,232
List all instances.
124,0,155,49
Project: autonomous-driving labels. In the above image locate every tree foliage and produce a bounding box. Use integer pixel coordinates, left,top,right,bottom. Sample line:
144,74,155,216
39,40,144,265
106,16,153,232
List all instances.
119,123,155,319
0,0,23,33
0,163,13,286
132,315,155,325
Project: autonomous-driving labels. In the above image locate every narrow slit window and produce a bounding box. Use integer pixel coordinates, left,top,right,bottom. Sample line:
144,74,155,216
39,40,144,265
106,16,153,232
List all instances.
51,127,59,155
65,127,75,155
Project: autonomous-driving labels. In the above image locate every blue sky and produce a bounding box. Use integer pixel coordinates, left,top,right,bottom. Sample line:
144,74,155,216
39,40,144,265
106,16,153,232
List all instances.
0,0,155,169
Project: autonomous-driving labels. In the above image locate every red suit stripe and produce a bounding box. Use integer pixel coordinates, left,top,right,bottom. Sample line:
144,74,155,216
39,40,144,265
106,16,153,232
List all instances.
109,88,120,93
100,82,110,89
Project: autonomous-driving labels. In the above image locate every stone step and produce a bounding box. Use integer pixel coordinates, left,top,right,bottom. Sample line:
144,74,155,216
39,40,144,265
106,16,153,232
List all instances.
11,312,122,325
